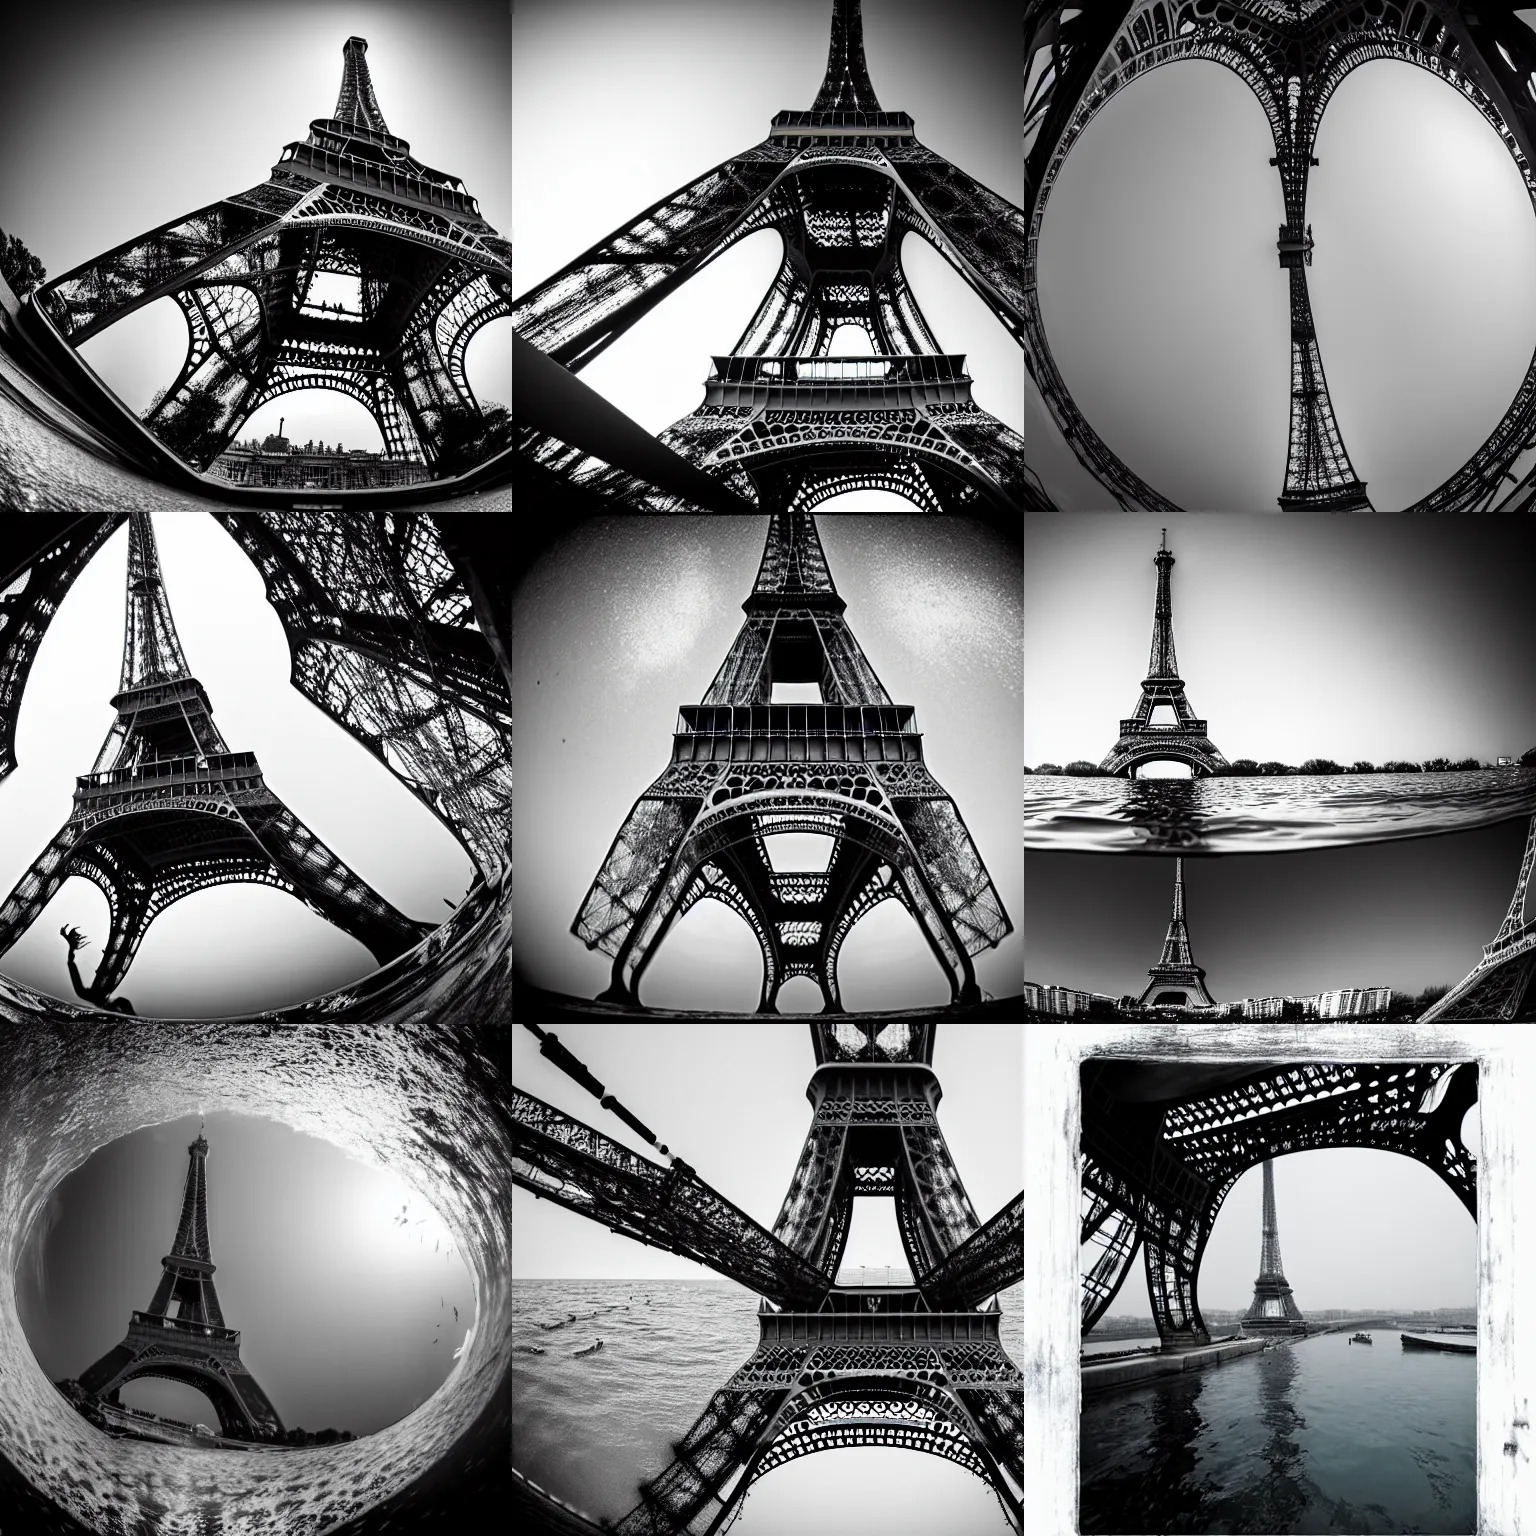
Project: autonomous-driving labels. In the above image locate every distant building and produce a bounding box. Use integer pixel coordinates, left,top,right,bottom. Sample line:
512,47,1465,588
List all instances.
1241,996,1287,1020
1497,756,1514,767
212,431,430,490
1023,981,1119,1018
1313,986,1391,1019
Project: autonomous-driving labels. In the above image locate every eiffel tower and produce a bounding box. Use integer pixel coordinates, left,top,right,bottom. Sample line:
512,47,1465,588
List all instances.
1139,858,1216,1009
1242,1159,1306,1335
75,1131,285,1438
1099,530,1227,778
572,512,1011,1012
0,513,429,1001
27,36,511,477
515,0,1029,518
512,1021,1024,1532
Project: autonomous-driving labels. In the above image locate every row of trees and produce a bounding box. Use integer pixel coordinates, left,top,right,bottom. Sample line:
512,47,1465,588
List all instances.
1026,758,1498,777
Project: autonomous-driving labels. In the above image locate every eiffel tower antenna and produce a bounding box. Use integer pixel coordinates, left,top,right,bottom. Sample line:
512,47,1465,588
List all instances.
0,513,430,1002
1242,1158,1306,1333
30,35,510,476
75,1131,285,1436
513,0,1029,518
1138,858,1216,1009
573,511,1010,1011
1100,531,1227,778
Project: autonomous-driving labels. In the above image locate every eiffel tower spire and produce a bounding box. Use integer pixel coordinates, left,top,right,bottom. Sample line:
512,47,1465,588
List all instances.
1243,1158,1306,1332
811,0,883,113
574,514,1010,1011
0,515,430,1002
1100,531,1227,778
333,35,390,136
76,1132,285,1437
1139,858,1216,1009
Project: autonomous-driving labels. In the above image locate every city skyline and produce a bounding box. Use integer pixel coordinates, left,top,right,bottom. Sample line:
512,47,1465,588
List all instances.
1028,56,1536,511
1025,515,1536,768
1025,819,1530,1003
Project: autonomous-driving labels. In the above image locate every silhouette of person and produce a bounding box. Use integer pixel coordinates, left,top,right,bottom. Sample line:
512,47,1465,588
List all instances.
60,926,135,1014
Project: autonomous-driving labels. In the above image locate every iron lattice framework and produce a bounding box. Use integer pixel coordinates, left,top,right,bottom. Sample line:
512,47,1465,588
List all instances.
1100,531,1226,777
1138,858,1217,1008
570,512,1010,1012
1081,1059,1477,1347
0,513,430,998
1242,1159,1306,1333
1025,0,1536,512
76,1134,284,1437
1422,812,1536,1021
29,36,510,478
515,0,1029,518
511,1021,1024,1533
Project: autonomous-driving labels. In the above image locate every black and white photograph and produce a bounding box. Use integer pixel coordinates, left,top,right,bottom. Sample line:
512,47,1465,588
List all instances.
512,0,1026,520
0,3,514,1532
513,514,1020,1020
1025,515,1536,852
1078,1054,1478,1534
512,1021,1023,1535
1025,4,1536,513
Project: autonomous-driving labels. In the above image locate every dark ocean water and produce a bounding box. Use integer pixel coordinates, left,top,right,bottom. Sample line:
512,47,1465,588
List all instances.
1080,1332,1475,1534
1024,767,1536,853
512,1278,1025,1533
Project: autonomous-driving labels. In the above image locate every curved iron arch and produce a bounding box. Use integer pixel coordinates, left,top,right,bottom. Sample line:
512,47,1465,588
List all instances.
96,1358,255,1437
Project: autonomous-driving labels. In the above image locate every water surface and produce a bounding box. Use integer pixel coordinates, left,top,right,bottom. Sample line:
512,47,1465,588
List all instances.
1080,1331,1474,1533
1025,768,1536,853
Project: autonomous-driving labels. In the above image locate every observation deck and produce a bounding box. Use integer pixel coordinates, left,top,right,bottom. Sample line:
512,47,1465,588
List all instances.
1117,717,1210,735
75,752,266,806
703,354,974,412
128,1311,240,1346
671,704,923,765
770,108,915,141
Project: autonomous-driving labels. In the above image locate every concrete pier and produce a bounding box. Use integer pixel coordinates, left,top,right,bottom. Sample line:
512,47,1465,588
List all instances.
1083,1336,1266,1393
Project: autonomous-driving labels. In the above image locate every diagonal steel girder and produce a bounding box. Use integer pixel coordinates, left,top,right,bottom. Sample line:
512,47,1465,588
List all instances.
511,1087,829,1309
916,1189,1024,1310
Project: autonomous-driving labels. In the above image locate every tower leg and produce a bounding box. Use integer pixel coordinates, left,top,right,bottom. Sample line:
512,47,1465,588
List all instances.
0,826,85,961
90,880,155,997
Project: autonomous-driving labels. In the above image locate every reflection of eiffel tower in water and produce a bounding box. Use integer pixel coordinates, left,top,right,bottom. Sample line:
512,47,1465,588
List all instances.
75,1132,285,1437
1139,859,1215,1009
1242,1159,1306,1335
514,0,1030,517
572,511,1011,1011
0,513,428,1001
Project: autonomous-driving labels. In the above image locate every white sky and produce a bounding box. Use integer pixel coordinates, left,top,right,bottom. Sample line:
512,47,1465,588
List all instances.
1103,1106,1481,1319
1031,58,1536,511
511,1023,1022,1279
0,515,474,1018
0,0,509,453
512,0,1023,487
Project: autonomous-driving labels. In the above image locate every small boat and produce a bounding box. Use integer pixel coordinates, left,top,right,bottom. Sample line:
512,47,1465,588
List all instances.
574,1339,604,1358
1401,1331,1476,1354
1349,1333,1372,1345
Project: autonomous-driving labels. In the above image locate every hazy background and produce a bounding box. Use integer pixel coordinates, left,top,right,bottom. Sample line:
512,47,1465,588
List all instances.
1030,57,1536,510
511,1023,1022,1279
0,0,510,451
1098,1131,1479,1321
1025,817,1531,1000
15,1111,475,1437
513,0,1023,498
513,517,1022,1010
0,514,475,1017
1024,514,1536,766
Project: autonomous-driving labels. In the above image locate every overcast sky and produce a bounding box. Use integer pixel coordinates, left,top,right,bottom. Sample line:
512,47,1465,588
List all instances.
513,516,1021,1011
0,0,509,451
513,0,1022,486
1025,514,1536,766
1030,57,1536,511
0,514,474,1018
15,1111,474,1437
1100,1129,1479,1320
511,1023,1022,1280
1026,817,1530,1001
